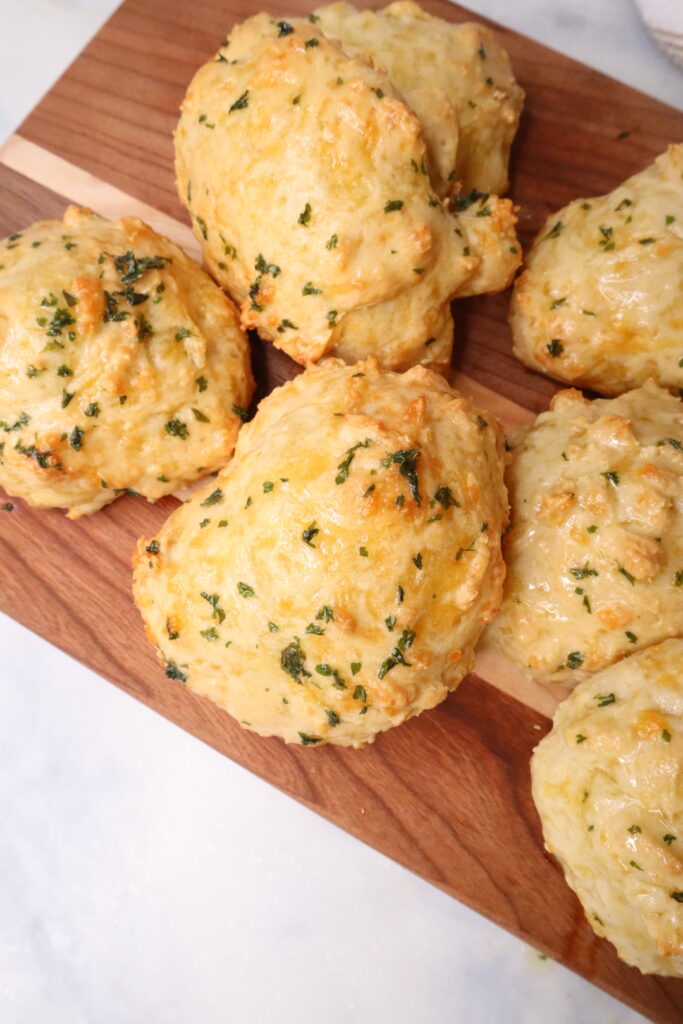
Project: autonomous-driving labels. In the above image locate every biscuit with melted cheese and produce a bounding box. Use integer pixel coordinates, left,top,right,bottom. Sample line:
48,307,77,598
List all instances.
174,13,520,371
133,358,508,747
510,145,683,396
482,381,683,682
532,639,683,976
314,1,524,197
0,206,252,517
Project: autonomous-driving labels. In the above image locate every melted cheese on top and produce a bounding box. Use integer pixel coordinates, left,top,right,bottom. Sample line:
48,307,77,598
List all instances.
133,358,508,747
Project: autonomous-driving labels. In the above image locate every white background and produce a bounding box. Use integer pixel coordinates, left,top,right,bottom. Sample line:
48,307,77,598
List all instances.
0,2,681,1022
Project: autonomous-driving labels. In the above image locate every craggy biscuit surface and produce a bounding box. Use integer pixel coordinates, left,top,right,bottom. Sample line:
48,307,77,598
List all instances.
0,206,252,517
482,382,683,683
511,145,683,396
532,640,683,976
133,358,508,747
175,13,520,370
314,1,524,197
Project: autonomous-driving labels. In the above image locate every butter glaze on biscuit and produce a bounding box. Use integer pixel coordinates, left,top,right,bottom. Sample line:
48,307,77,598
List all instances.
175,14,520,371
0,206,253,516
482,381,683,682
511,145,683,396
133,358,508,747
314,1,524,197
532,640,683,976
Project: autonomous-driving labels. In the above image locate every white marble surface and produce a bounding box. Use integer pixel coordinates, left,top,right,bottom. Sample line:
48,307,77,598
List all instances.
0,3,681,1024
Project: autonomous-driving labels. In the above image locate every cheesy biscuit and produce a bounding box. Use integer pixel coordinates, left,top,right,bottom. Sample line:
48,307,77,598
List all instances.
482,382,683,682
314,1,524,198
511,145,683,396
133,358,508,747
0,206,252,517
175,13,520,371
532,640,683,976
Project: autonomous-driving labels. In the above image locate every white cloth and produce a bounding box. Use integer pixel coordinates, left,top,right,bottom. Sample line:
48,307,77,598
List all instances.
636,0,683,67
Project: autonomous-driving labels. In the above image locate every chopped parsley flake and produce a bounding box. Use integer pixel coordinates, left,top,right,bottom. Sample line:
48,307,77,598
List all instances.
69,426,84,451
595,692,616,707
382,449,421,505
570,565,598,579
384,200,404,213
298,732,321,745
229,90,249,112
378,628,415,679
165,660,187,683
201,591,225,623
335,438,372,484
566,651,584,670
231,404,249,422
281,638,311,681
237,582,255,598
200,488,223,507
547,339,564,357
113,252,170,284
302,521,320,546
316,664,345,689
298,203,312,226
254,254,281,277
165,419,189,440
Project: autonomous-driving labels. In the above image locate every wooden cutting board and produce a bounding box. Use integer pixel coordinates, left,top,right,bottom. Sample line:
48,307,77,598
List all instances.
1,1,682,1019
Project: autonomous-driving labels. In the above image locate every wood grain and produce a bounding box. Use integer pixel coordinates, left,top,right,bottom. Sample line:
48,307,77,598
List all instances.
1,0,683,1018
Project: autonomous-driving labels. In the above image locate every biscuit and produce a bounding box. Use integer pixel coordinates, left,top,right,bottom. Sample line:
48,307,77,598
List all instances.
532,639,683,976
0,206,253,517
133,358,508,747
510,145,683,396
314,1,524,197
481,381,683,682
174,13,520,371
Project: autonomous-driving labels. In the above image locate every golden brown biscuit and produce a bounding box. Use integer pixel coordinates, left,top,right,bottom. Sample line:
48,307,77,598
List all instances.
133,358,508,747
532,639,683,976
0,206,253,517
314,1,524,197
511,145,683,396
482,382,683,683
174,13,520,371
